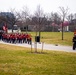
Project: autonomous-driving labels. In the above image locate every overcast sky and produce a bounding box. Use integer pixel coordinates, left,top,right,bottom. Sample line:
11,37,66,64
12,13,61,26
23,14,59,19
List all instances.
0,0,76,14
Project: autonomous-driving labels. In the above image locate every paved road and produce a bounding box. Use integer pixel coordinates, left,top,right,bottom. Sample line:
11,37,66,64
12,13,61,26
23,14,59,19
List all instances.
0,41,76,53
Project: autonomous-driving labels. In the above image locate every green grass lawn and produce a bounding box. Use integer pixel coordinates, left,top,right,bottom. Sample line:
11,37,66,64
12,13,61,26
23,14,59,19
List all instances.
0,44,76,75
29,32,73,46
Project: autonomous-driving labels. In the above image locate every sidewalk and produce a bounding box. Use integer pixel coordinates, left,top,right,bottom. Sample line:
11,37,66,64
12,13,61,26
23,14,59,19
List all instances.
0,41,76,53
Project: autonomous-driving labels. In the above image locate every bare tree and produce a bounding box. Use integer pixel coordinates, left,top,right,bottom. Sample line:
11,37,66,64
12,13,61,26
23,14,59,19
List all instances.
21,6,30,32
9,8,21,32
67,13,73,22
50,12,61,31
10,6,30,32
34,5,44,39
0,11,17,32
0,15,8,30
59,6,69,40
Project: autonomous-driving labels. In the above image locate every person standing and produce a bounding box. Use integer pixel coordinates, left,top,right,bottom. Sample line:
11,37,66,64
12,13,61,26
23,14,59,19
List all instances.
72,34,76,50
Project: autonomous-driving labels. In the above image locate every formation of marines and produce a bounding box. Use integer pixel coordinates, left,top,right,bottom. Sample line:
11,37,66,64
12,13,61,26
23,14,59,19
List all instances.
0,24,32,44
0,32,32,45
